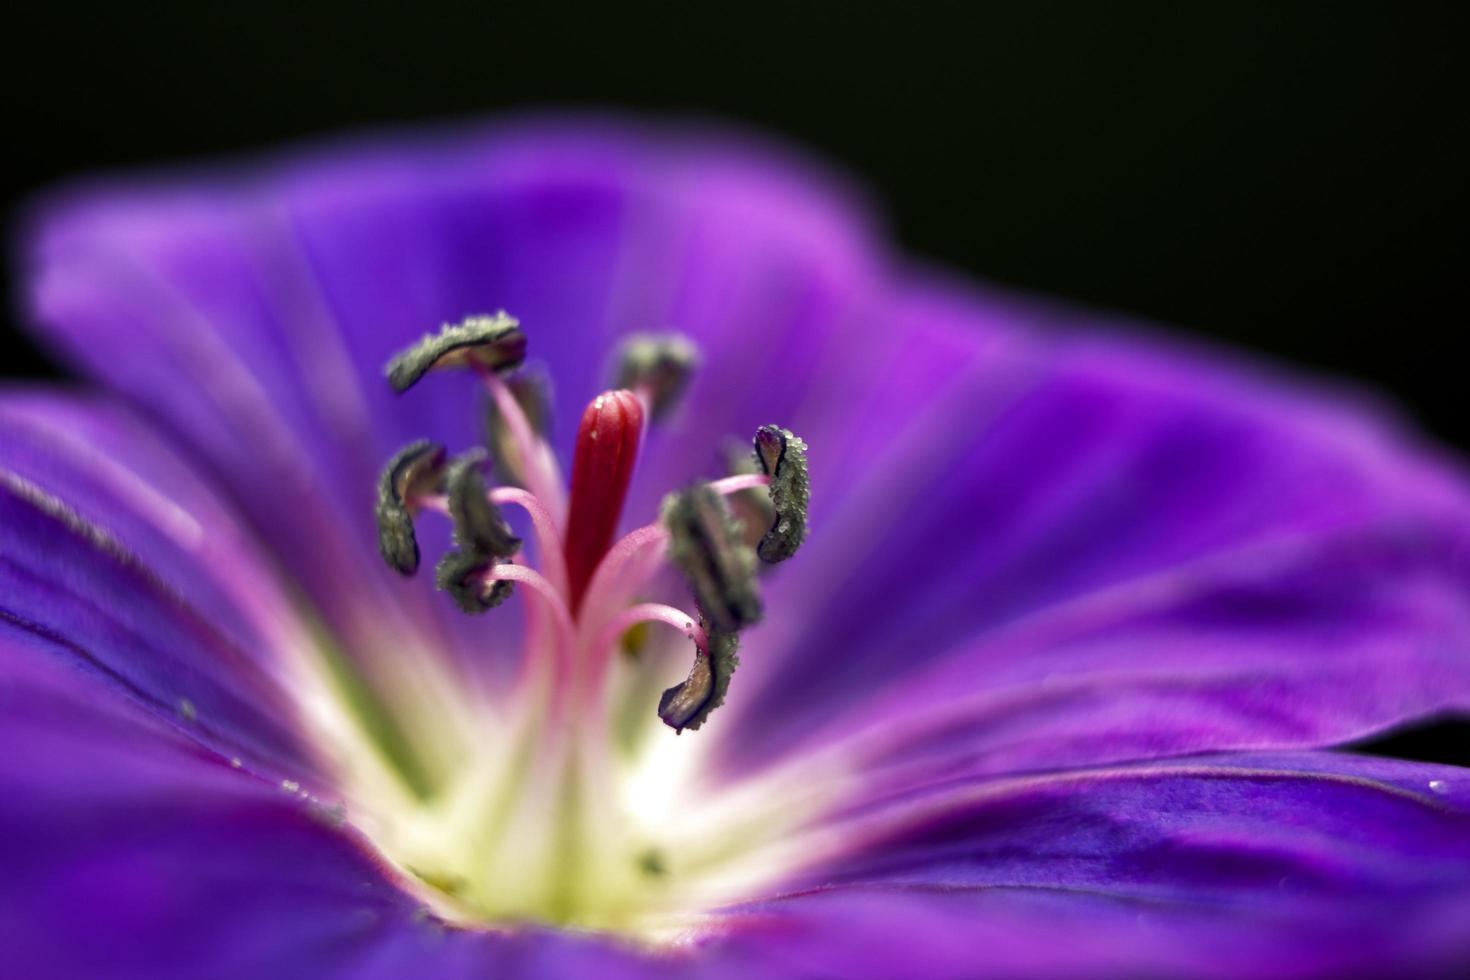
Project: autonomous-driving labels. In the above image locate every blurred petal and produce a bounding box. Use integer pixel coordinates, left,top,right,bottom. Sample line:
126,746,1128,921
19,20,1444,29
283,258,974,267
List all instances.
0,643,672,980
19,127,1470,980
719,279,1470,779
0,392,324,782
705,753,1470,979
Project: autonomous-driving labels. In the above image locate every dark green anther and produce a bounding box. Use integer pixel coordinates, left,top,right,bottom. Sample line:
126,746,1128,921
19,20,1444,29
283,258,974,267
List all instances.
483,366,553,488
385,313,527,393
723,438,777,554
662,484,761,633
375,440,448,575
752,425,809,563
445,450,520,558
435,549,514,614
613,333,699,421
636,848,668,877
658,624,740,733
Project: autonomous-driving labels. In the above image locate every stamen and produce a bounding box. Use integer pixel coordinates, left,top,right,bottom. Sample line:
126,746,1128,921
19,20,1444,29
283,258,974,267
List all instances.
613,333,700,421
751,425,810,563
482,563,577,654
435,549,515,613
580,601,708,713
658,623,741,733
662,484,761,633
707,473,771,496
482,368,567,528
375,439,448,575
385,313,527,393
592,602,708,670
564,389,645,610
489,486,568,598
720,438,777,554
445,450,520,558
578,475,777,626
484,367,553,489
377,314,812,769
574,521,670,632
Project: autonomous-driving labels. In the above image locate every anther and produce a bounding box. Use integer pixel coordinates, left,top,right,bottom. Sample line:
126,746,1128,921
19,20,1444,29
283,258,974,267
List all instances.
484,367,553,489
564,389,644,609
723,438,777,553
375,440,448,575
385,312,527,393
662,484,761,633
445,450,520,558
752,425,809,563
658,624,741,733
613,333,700,421
435,549,515,614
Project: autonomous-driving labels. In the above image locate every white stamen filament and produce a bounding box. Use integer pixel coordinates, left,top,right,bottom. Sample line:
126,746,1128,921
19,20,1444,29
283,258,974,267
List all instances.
583,602,709,716
707,472,770,496
594,601,708,659
478,365,568,528
481,563,577,656
490,485,569,597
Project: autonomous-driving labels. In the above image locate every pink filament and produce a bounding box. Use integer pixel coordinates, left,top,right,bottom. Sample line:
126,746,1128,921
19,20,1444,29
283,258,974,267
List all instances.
480,367,568,528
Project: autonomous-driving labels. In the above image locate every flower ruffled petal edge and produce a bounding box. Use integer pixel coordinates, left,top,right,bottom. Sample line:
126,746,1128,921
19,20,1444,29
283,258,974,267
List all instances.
703,751,1470,979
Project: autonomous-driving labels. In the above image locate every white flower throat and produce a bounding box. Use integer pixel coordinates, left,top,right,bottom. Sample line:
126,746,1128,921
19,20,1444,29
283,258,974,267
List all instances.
287,315,819,934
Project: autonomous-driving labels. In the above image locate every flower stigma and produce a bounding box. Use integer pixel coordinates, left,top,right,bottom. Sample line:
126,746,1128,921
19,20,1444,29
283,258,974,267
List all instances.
306,314,822,936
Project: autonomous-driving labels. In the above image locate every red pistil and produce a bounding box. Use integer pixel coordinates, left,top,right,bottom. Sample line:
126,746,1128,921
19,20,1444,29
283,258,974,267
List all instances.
564,389,644,611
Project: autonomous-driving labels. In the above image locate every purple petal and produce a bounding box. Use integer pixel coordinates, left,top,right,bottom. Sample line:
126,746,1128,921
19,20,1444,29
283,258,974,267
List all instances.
0,392,325,783
0,643,668,980
718,278,1470,777
703,752,1470,978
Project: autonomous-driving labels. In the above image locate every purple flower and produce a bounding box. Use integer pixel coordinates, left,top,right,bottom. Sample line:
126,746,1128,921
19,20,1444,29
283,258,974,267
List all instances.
5,118,1470,979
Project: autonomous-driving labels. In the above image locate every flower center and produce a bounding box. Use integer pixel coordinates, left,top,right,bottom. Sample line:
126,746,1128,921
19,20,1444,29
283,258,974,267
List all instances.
326,317,814,934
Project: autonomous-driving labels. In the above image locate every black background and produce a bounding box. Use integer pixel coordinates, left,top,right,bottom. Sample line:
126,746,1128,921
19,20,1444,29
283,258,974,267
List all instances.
6,2,1467,762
